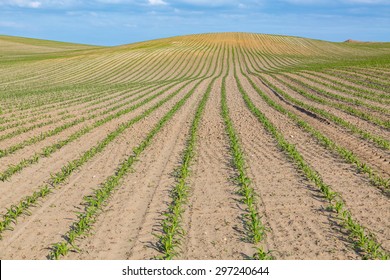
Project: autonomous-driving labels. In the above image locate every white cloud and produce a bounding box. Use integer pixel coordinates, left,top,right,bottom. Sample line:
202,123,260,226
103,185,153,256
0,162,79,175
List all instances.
280,0,390,4
169,0,264,7
0,20,23,27
148,0,167,5
29,1,41,7
0,0,41,8
96,0,135,3
177,0,235,5
0,0,83,8
343,0,390,3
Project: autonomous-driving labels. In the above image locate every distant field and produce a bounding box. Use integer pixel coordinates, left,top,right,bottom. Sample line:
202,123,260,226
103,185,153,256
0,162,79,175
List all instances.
0,33,389,260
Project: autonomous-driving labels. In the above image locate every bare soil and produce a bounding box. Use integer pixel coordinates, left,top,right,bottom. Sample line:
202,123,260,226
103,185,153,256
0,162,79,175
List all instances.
1,33,389,260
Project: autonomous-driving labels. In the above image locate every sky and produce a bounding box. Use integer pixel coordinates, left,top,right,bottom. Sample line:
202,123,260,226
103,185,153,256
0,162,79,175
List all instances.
0,0,389,46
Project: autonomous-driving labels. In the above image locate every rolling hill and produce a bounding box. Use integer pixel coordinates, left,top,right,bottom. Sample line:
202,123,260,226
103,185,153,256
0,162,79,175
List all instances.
0,33,389,260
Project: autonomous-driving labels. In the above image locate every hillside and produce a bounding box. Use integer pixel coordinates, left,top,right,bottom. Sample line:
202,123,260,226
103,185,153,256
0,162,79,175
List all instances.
0,35,98,56
1,33,389,91
0,33,389,260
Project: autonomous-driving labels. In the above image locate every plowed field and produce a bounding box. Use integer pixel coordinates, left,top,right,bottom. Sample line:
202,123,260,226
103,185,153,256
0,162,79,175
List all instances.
0,33,389,260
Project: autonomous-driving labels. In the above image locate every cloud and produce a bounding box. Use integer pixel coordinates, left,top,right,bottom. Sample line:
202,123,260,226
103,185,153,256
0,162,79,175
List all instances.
0,0,42,8
29,1,41,7
168,0,264,8
148,0,167,5
96,0,136,3
343,0,390,3
175,0,236,6
0,20,23,27
280,0,390,4
0,0,83,8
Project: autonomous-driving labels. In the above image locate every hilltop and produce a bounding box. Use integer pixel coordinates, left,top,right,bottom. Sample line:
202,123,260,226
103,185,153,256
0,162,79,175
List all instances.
2,32,390,57
1,32,389,82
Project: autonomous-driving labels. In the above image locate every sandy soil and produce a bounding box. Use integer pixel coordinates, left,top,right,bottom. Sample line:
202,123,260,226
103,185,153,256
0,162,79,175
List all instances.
270,74,390,141
0,79,202,259
238,73,390,252
180,77,254,260
62,78,211,260
248,74,390,179
0,80,195,217
225,69,359,259
1,33,389,260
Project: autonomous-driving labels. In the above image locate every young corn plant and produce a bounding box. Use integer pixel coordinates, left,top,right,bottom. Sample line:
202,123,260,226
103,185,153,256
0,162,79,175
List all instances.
0,86,170,181
276,73,390,129
48,74,210,260
261,74,390,151
0,80,195,238
220,52,271,259
236,46,390,195
153,45,224,260
48,242,69,260
155,76,219,260
233,47,389,260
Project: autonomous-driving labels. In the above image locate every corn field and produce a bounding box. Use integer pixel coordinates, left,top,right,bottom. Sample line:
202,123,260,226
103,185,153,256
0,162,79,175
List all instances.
0,33,389,260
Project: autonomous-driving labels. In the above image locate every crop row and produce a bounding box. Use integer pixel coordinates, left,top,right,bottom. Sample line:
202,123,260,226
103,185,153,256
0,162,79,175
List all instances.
154,46,224,259
0,83,161,152
285,73,390,114
314,70,390,99
1,38,211,113
0,35,216,118
297,72,390,105
260,74,390,150
233,48,389,260
0,78,199,237
48,74,208,260
0,41,213,139
0,83,169,158
1,81,145,120
221,69,271,259
238,46,390,150
0,79,192,182
236,46,389,193
1,47,187,115
346,67,390,87
276,74,390,129
47,44,222,259
326,69,390,92
155,76,217,260
3,80,155,120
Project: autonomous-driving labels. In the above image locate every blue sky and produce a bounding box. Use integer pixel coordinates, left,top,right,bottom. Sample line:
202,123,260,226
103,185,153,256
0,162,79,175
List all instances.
0,0,389,46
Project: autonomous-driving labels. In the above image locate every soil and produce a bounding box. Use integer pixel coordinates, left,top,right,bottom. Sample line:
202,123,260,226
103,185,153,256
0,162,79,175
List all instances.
1,33,389,260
